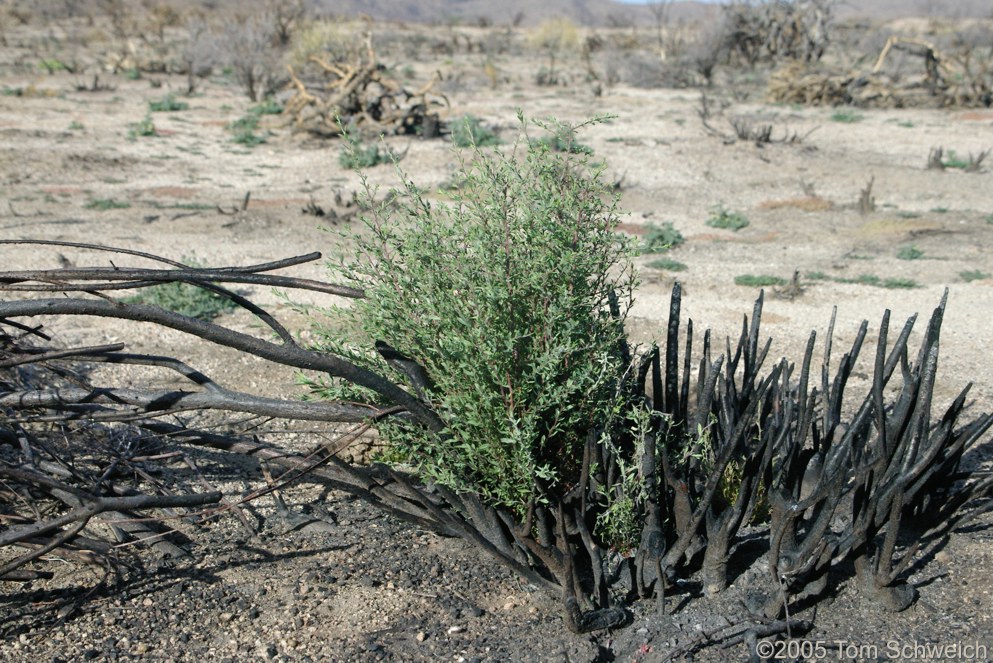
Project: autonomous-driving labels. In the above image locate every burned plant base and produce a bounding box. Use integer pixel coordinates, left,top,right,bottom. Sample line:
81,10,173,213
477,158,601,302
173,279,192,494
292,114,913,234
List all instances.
1,245,992,647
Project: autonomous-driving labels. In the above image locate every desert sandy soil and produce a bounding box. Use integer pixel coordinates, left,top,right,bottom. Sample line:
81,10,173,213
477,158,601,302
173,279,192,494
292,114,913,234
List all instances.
2,18,993,663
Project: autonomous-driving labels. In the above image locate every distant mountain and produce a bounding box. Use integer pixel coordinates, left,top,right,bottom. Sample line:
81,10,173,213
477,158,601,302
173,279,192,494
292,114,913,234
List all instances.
310,0,991,26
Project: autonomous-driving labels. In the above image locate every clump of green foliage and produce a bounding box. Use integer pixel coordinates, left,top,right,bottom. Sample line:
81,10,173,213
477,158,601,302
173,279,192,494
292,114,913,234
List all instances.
896,245,923,260
830,109,862,123
806,271,920,289
835,274,920,289
122,259,237,321
338,132,397,169
941,151,969,169
228,114,267,146
531,123,592,155
707,205,749,231
310,115,635,513
960,269,991,282
450,115,501,148
226,98,282,146
641,222,685,254
84,198,131,210
645,257,687,271
127,114,157,140
734,274,786,287
148,93,189,112
39,58,69,74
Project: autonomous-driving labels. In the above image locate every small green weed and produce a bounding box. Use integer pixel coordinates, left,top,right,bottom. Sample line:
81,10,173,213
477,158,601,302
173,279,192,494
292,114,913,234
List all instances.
641,222,685,254
532,124,592,155
125,67,141,80
127,114,157,140
645,257,687,271
84,198,131,210
68,121,84,131
831,109,863,123
930,147,988,172
451,115,501,148
881,277,919,289
252,97,283,115
939,150,971,170
834,273,920,289
144,201,214,211
896,245,924,260
227,114,267,146
39,59,69,74
225,99,281,146
338,133,395,169
122,259,237,321
734,274,786,287
805,271,831,281
706,205,749,231
960,270,990,283
930,206,949,214
148,93,189,112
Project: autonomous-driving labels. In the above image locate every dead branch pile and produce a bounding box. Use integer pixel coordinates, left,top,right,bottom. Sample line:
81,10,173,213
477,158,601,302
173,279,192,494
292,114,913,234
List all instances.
768,35,993,108
2,242,993,639
284,35,449,138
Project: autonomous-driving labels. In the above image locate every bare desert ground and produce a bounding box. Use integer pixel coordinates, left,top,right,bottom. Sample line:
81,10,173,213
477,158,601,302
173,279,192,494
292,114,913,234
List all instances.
2,5,993,662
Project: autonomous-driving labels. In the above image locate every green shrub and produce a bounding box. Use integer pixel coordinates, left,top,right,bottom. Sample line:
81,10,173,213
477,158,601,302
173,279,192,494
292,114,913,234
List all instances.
531,123,592,155
148,93,189,112
939,150,971,170
880,277,920,289
127,114,157,140
896,245,923,260
706,205,749,231
450,115,501,148
830,109,862,123
39,59,69,74
641,222,684,254
251,97,283,116
123,259,237,321
84,198,131,210
225,99,281,146
734,274,786,287
645,257,687,271
834,273,920,289
227,113,267,146
960,269,991,282
338,132,395,169
310,115,634,513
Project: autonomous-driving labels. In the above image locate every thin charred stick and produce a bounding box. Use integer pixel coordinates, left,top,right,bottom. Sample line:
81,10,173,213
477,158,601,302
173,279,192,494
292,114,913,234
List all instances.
0,266,363,299
664,282,681,417
0,297,443,432
2,385,379,423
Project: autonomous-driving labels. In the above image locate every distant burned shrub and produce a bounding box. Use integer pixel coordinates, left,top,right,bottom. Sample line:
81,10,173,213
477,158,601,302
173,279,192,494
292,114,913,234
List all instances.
221,14,288,101
529,17,580,85
721,0,832,67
